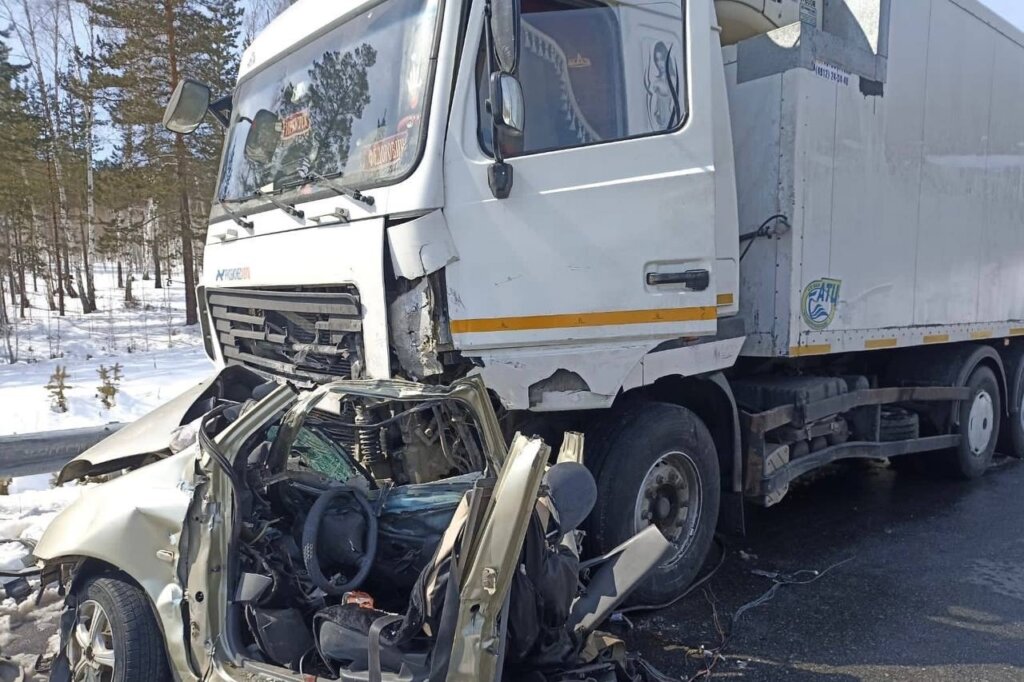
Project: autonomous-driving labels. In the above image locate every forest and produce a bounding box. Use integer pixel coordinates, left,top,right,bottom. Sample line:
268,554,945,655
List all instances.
0,0,292,360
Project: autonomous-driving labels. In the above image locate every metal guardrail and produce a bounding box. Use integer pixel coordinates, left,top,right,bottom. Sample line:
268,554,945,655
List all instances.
0,424,125,478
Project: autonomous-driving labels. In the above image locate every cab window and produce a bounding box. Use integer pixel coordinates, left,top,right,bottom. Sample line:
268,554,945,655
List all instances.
478,0,687,156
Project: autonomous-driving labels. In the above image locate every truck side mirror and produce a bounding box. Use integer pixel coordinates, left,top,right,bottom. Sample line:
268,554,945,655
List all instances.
490,0,521,73
163,79,212,135
489,72,524,136
486,73,523,200
485,0,522,200
243,110,282,164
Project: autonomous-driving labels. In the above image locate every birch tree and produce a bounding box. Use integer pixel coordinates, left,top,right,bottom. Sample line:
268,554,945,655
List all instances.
1,0,74,316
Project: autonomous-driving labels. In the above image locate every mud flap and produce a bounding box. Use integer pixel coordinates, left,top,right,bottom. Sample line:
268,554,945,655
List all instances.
717,490,746,536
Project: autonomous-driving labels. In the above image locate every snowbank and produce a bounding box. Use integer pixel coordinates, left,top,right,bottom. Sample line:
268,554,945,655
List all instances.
0,264,213,436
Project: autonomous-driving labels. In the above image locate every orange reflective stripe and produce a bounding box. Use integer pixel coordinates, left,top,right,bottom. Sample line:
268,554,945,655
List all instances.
450,306,717,334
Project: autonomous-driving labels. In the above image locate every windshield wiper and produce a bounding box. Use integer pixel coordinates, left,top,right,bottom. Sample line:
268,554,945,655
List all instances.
217,199,254,231
254,187,305,222
303,171,376,210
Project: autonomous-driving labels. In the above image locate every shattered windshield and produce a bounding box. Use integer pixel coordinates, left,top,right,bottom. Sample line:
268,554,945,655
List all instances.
218,0,440,202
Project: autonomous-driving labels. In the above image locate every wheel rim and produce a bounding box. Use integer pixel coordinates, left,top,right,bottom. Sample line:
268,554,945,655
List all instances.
634,450,703,567
68,600,116,681
967,390,995,456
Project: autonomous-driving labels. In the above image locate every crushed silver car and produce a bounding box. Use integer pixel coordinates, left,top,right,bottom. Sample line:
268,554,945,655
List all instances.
34,369,672,682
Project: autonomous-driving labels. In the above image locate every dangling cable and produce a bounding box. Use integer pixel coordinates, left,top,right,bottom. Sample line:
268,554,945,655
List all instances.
739,214,791,261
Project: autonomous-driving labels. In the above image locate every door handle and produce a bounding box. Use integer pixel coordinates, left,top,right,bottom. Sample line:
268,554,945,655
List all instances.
646,269,710,291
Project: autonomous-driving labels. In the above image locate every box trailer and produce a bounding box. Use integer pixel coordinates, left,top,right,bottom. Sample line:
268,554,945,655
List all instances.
728,0,1024,358
154,0,1024,610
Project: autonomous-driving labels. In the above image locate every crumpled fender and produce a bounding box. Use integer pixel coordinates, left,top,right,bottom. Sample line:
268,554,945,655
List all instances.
35,449,200,680
58,365,265,484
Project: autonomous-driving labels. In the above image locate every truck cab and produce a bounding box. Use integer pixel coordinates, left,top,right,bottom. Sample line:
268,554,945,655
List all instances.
173,0,784,400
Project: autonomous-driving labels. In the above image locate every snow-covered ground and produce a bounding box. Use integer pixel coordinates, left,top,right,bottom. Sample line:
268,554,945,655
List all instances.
0,264,213,674
0,264,213,436
0,478,92,675
0,347,212,436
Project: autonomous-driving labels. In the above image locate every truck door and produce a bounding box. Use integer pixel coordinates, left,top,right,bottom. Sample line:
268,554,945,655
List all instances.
443,0,719,352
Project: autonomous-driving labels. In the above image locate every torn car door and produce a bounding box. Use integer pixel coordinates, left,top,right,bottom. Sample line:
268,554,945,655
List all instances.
180,384,299,679
446,434,550,682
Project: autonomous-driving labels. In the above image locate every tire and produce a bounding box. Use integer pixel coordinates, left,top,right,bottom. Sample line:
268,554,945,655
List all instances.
879,407,920,442
587,402,720,605
940,366,1001,479
883,408,925,473
59,574,172,682
998,346,1024,459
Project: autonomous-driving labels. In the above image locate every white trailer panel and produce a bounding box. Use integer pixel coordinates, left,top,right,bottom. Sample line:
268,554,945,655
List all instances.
725,0,1024,358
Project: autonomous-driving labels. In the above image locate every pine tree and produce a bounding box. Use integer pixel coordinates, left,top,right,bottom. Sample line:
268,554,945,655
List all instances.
90,0,243,326
63,0,102,314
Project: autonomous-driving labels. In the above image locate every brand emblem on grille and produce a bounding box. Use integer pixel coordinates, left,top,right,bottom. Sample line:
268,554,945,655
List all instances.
215,267,251,282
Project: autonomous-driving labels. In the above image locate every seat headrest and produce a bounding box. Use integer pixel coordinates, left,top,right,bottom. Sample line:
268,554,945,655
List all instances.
543,462,597,533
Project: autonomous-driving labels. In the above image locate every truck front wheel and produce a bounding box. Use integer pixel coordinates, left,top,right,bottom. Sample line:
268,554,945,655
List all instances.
588,403,720,605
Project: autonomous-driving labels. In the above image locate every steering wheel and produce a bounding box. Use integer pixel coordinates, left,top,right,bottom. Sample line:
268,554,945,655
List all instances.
301,486,378,596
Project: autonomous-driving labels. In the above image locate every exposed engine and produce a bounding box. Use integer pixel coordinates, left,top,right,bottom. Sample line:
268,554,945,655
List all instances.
303,398,487,484
226,391,488,676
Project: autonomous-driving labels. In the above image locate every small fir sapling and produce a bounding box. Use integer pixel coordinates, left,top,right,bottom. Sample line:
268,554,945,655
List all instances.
46,366,72,413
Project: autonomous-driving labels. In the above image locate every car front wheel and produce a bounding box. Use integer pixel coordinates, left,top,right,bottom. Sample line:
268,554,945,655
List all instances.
59,574,171,682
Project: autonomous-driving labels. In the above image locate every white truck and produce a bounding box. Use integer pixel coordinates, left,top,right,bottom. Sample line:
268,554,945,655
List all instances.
162,0,1024,603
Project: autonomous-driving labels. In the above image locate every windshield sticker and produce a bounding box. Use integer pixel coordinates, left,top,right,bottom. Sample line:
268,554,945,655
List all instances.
281,110,312,141
363,131,410,171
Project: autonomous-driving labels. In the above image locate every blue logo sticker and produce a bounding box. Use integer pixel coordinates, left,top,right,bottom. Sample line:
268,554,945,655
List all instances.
802,278,842,331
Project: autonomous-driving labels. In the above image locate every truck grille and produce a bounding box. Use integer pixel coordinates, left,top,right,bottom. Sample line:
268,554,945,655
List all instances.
206,287,363,384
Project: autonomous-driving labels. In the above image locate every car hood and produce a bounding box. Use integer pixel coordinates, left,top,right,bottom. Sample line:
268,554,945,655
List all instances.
57,366,266,484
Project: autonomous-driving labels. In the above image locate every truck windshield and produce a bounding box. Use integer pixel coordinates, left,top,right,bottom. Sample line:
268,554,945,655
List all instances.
218,0,440,202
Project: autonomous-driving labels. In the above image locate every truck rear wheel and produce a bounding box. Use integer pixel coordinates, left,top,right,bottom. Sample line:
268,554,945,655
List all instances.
942,366,1001,479
998,346,1024,459
588,403,720,605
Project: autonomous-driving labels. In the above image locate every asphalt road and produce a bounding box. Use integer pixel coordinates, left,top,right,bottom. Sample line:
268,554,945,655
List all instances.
631,457,1024,681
